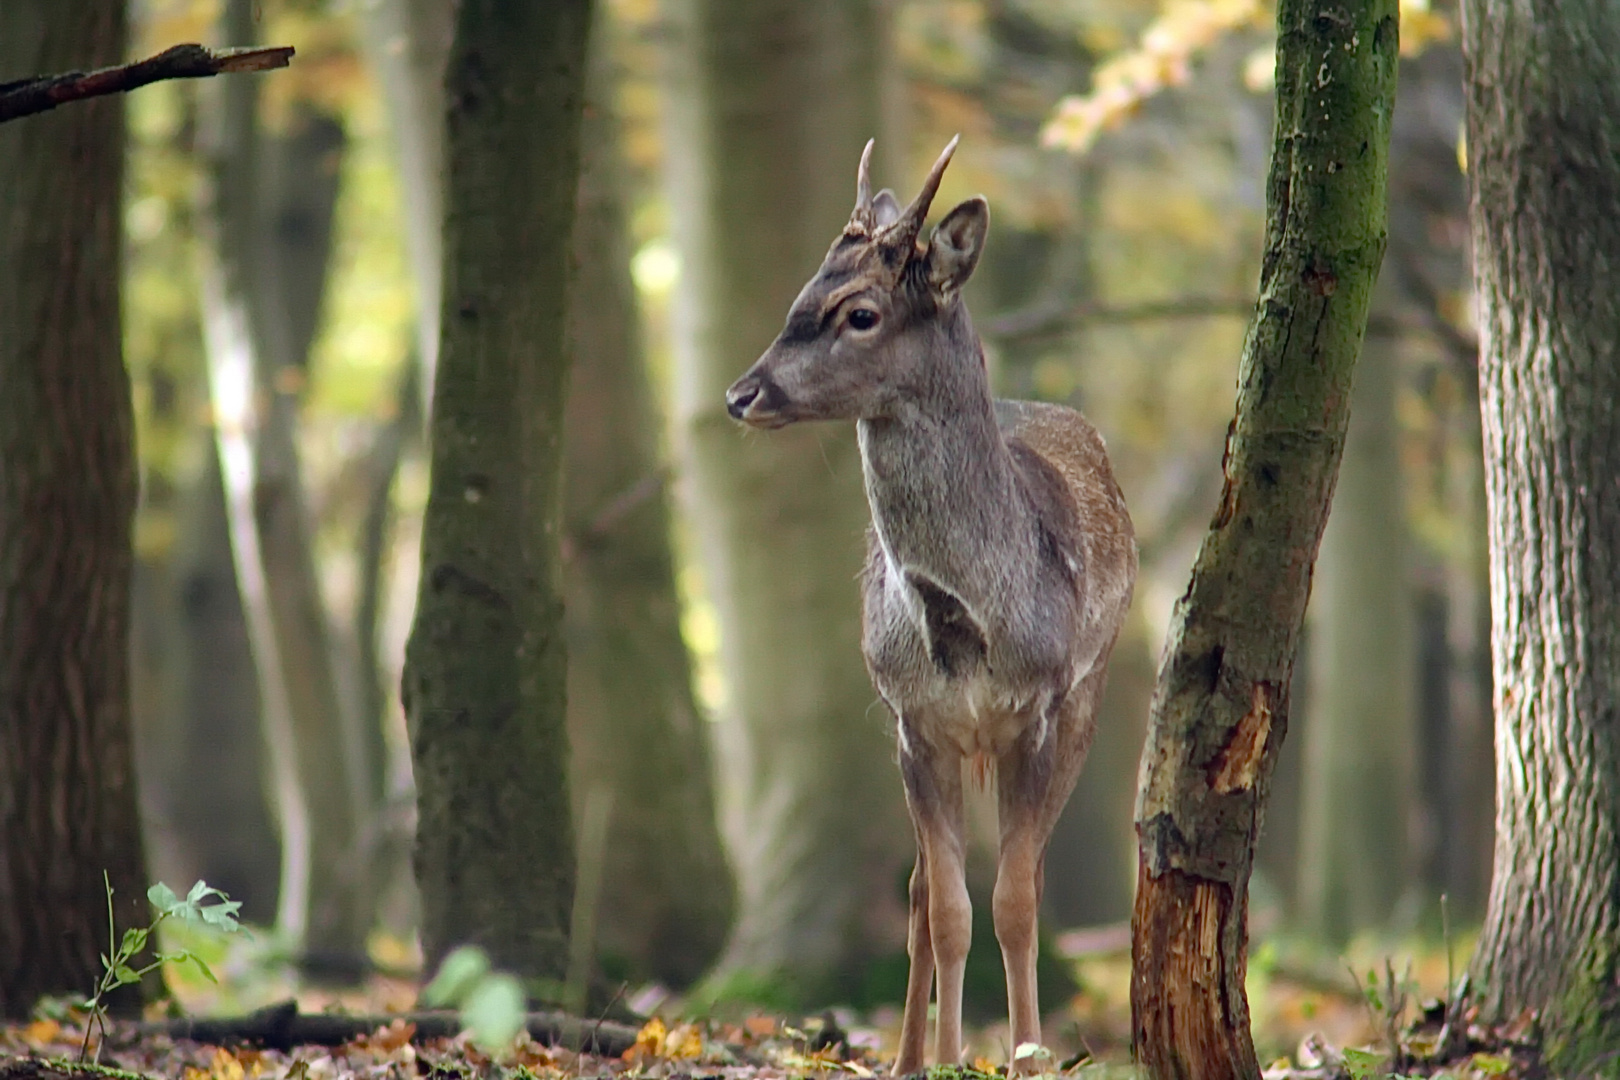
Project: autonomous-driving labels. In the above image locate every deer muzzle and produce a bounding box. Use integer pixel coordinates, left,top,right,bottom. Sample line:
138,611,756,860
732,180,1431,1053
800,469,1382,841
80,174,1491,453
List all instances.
725,370,792,428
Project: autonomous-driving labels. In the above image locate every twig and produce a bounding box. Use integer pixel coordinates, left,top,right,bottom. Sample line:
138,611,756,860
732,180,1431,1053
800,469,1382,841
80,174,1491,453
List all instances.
0,43,294,124
584,982,630,1055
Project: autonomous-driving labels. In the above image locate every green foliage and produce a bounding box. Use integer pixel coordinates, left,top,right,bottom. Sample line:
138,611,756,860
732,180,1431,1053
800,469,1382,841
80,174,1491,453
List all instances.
80,875,242,1062
422,945,528,1054
1341,1047,1383,1080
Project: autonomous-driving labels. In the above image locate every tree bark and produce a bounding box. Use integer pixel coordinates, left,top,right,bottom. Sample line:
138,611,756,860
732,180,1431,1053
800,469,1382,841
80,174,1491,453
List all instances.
1461,0,1620,1070
562,24,733,990
662,0,915,1000
402,0,592,979
0,0,151,1018
1128,0,1397,1075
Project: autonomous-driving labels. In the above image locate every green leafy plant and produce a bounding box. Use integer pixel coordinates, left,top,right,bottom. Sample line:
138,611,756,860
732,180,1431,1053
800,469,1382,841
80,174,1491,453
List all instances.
422,944,527,1053
80,874,242,1061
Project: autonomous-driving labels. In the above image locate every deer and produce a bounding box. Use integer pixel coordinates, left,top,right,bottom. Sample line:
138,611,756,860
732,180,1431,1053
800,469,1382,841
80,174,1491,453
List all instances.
725,136,1136,1075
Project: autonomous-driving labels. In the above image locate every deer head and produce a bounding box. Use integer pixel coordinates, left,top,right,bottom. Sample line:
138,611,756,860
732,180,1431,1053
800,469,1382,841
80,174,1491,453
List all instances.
726,136,989,428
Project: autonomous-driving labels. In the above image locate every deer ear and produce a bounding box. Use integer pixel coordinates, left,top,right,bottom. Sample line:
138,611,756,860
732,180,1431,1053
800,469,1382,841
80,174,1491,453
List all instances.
873,189,903,229
925,197,989,296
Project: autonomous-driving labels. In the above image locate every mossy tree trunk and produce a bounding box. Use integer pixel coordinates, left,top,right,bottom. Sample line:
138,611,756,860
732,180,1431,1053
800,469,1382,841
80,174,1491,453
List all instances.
1461,0,1620,1070
1128,0,1397,1075
0,0,152,1018
402,0,592,978
662,0,915,1001
561,26,732,991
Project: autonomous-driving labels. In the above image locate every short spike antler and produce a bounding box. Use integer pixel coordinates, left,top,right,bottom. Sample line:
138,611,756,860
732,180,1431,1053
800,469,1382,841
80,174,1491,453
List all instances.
879,134,960,254
850,137,877,231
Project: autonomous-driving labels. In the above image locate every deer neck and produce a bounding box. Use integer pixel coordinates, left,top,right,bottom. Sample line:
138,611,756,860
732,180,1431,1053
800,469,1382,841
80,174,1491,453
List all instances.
856,305,1030,610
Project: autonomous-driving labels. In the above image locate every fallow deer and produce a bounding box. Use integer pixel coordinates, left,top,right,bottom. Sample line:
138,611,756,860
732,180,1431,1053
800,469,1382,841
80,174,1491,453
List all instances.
725,137,1136,1075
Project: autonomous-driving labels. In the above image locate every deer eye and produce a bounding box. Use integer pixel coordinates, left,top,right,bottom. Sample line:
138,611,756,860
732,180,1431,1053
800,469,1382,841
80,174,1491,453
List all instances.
847,307,880,331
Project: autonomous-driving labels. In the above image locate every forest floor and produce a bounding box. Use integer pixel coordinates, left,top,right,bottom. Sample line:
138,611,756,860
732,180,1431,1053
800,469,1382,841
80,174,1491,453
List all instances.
0,929,1542,1080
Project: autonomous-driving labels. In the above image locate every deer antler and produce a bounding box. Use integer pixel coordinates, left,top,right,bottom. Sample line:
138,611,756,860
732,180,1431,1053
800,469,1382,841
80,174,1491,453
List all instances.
879,134,960,254
849,137,877,232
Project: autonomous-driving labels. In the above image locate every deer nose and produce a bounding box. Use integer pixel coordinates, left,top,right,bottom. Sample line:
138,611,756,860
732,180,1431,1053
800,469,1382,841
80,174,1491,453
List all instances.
726,377,762,420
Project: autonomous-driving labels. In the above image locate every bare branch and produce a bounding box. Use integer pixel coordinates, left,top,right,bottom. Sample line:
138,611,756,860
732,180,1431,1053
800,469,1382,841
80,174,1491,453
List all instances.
0,43,294,124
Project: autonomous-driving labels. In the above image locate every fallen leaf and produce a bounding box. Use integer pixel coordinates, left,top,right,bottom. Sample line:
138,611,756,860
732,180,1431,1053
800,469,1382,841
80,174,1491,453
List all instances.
21,1018,60,1048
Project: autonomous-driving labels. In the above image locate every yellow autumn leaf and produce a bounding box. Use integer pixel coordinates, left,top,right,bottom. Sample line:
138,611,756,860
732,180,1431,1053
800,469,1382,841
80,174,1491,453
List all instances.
665,1022,704,1059
21,1018,60,1048
626,1016,666,1060
210,1046,246,1080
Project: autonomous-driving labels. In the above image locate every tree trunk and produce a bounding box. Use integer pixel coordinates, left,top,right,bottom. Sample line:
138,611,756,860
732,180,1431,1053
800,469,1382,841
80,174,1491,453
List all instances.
0,0,151,1018
1296,326,1415,942
1128,0,1397,1075
662,0,915,1001
356,0,454,942
402,0,592,979
358,0,453,416
165,447,282,923
199,0,369,958
561,25,733,991
1462,0,1620,1069
251,104,373,966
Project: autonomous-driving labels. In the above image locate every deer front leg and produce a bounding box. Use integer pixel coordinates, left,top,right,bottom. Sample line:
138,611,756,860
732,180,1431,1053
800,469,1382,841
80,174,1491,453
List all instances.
896,730,968,1074
893,852,932,1075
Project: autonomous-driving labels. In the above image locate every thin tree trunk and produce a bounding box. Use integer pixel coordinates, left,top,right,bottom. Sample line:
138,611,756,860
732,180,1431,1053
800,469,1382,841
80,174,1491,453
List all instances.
198,0,368,958
0,0,151,1018
165,446,282,923
358,0,452,417
1128,0,1397,1075
1439,368,1492,918
662,0,915,999
402,0,592,978
1461,0,1620,1069
199,0,370,965
356,0,454,941
562,24,733,990
251,104,373,965
1296,326,1415,942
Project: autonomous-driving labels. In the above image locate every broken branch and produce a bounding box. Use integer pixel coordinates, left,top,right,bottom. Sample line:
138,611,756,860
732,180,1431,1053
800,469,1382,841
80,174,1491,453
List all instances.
0,43,294,124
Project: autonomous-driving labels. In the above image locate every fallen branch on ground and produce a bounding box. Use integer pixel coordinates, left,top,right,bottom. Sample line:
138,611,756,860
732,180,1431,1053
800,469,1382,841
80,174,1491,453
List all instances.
138,1000,640,1056
0,43,294,124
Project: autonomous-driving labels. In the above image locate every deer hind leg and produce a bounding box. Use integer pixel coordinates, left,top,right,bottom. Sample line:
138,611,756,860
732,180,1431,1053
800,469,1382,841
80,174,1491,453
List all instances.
995,675,1105,1073
895,729,968,1074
